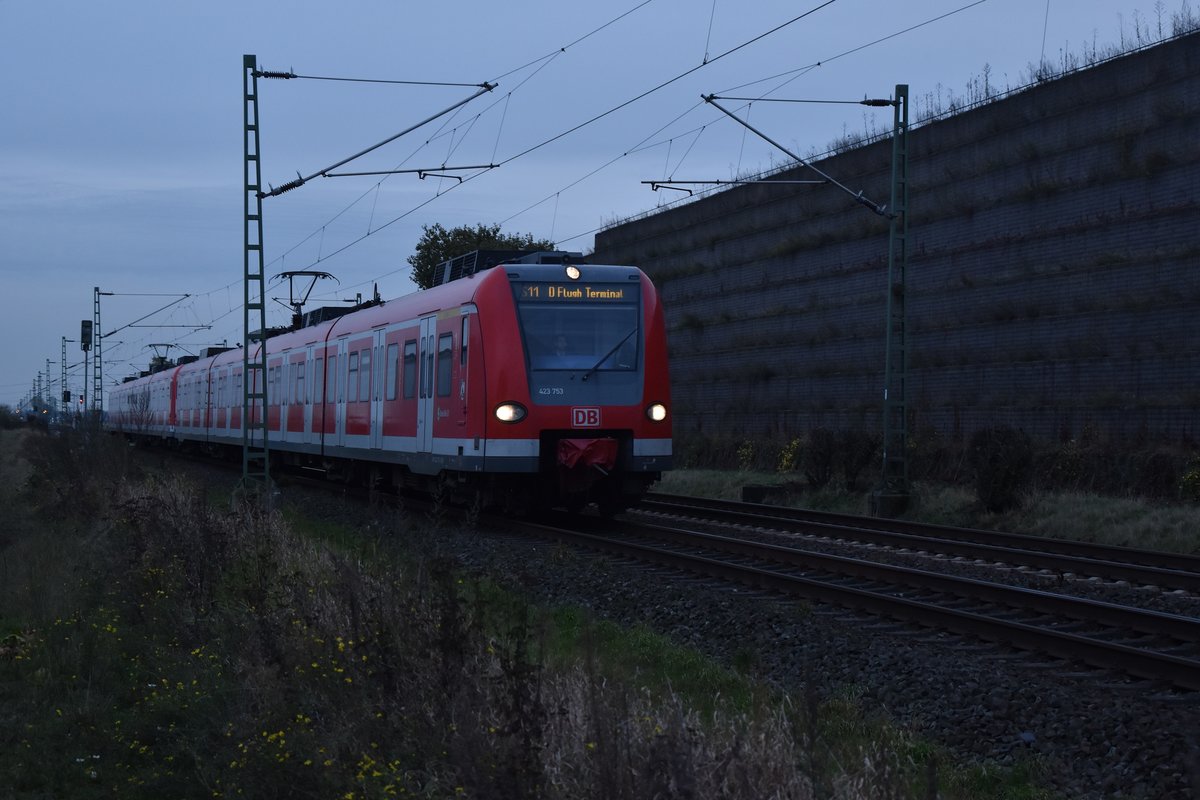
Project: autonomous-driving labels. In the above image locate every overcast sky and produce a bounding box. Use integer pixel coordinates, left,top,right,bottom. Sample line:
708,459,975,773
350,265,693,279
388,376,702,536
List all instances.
1,0,1189,406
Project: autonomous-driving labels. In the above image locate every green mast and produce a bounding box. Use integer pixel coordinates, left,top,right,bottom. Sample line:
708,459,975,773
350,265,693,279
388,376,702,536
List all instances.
873,84,910,516
241,54,270,496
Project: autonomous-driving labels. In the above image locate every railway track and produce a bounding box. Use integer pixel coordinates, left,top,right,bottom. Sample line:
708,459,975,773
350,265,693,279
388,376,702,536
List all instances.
510,509,1200,692
639,492,1200,593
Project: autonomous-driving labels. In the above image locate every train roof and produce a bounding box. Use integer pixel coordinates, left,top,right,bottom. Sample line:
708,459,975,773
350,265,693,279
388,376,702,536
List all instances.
112,260,648,385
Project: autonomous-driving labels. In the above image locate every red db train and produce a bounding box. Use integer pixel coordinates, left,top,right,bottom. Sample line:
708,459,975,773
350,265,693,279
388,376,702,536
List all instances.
105,252,672,514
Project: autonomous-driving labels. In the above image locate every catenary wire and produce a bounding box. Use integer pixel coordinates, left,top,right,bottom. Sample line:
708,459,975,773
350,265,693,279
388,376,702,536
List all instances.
111,0,982,357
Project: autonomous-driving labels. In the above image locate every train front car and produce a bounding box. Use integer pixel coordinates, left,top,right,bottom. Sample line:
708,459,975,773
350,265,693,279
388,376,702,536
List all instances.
477,260,672,515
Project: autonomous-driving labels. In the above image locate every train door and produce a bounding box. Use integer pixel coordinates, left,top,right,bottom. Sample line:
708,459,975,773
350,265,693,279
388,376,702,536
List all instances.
416,315,436,454
333,338,348,450
204,369,213,438
278,357,290,445
304,345,315,445
320,345,337,448
285,351,306,445
370,329,385,450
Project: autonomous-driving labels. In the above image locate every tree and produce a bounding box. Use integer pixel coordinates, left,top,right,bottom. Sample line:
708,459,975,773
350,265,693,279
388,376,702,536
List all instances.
407,223,556,289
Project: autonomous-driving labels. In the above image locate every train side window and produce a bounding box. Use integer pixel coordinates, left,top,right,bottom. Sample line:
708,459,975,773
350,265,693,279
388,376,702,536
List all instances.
385,343,399,401
460,316,469,366
330,356,339,403
347,352,359,403
315,357,324,403
437,333,453,397
360,348,371,402
403,340,417,399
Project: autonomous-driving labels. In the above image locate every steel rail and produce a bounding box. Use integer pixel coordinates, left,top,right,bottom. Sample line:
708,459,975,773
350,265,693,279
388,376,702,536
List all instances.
603,518,1200,641
642,493,1200,588
515,519,1200,691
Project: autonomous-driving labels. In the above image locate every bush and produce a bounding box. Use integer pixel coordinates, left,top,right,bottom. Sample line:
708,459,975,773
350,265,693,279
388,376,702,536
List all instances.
838,429,880,491
20,426,132,517
776,438,802,473
803,428,837,490
1181,458,1200,502
0,405,20,429
968,426,1033,512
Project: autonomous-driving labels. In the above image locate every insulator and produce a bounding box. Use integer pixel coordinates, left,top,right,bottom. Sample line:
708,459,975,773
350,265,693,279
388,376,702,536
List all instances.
267,177,305,198
861,98,894,107
256,70,297,80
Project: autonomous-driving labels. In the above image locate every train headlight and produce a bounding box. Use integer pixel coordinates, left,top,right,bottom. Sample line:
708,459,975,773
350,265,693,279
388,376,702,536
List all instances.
494,402,527,423
646,403,668,422
565,265,581,280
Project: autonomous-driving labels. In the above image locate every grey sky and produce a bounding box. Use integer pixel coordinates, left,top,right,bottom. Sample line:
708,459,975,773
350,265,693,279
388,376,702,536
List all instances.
1,0,1187,405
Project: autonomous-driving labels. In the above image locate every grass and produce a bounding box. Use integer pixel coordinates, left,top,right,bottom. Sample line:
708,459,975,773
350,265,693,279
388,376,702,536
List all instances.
655,468,1200,554
0,430,1058,799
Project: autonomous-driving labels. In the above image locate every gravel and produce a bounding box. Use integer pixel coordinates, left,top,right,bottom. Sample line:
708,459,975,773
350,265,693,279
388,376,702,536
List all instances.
166,453,1200,800
430,509,1200,800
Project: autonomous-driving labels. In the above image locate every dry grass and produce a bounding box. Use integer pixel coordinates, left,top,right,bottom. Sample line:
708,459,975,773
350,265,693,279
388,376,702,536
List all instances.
660,469,1200,554
0,431,1050,799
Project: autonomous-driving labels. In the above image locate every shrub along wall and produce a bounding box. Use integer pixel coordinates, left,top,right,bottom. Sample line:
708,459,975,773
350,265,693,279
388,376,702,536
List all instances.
594,32,1200,450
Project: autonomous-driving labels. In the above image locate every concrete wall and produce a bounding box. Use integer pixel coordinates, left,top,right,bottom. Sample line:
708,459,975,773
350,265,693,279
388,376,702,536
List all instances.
594,32,1200,444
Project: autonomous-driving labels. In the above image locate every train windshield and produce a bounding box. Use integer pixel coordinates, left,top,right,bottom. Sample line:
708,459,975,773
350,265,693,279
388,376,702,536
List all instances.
513,282,641,372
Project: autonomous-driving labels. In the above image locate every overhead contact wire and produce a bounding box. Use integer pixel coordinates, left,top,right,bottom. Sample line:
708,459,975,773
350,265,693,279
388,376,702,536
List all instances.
497,0,839,167
718,0,988,95
489,0,657,82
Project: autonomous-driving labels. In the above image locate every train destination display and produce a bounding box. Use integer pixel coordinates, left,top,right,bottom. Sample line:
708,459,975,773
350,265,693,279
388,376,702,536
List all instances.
518,284,632,302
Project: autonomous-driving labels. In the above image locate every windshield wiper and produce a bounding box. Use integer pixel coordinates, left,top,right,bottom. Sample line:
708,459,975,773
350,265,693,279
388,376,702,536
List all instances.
581,327,637,382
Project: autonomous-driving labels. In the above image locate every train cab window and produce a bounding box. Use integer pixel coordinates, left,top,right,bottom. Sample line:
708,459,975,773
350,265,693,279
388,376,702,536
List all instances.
315,357,324,403
385,343,399,401
513,282,640,372
437,333,453,397
347,352,359,403
359,348,371,402
403,340,417,399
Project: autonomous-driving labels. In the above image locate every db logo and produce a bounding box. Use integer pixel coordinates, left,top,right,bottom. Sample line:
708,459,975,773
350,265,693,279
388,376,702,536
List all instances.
571,407,601,427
